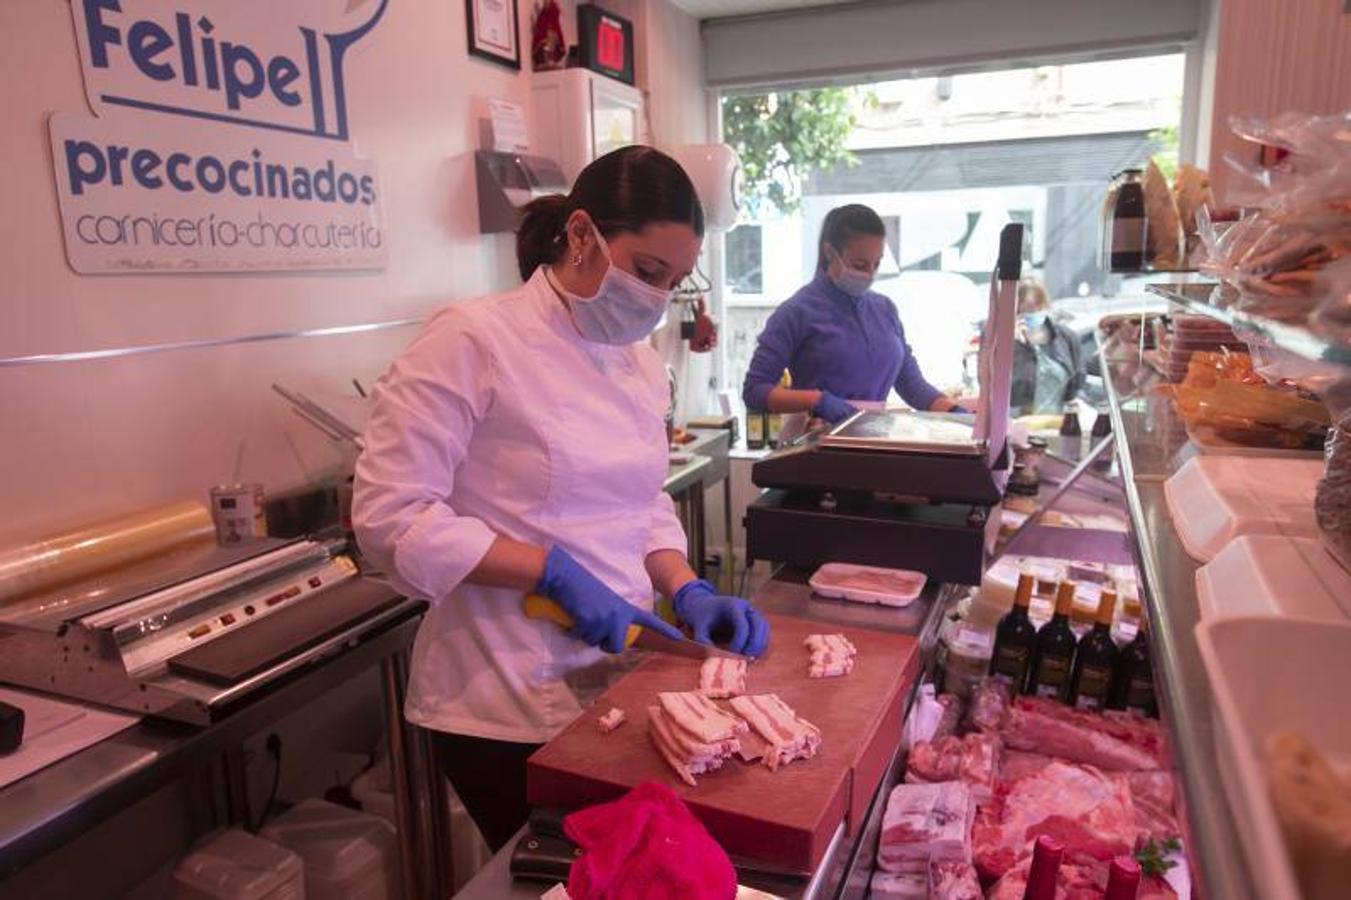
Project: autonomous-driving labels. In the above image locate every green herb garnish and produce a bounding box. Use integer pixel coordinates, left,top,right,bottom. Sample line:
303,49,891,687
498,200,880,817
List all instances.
1134,836,1182,877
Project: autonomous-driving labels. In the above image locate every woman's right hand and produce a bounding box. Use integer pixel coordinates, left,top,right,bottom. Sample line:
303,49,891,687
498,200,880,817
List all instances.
811,390,858,424
535,546,683,653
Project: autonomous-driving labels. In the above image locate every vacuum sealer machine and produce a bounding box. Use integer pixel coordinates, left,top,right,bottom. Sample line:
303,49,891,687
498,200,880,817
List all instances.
0,536,416,724
746,224,1023,585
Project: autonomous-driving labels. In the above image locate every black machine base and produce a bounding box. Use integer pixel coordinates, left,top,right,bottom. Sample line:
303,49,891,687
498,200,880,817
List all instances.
746,489,991,585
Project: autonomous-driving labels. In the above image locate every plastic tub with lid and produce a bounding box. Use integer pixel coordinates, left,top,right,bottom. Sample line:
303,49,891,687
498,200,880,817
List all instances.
261,799,397,900
172,829,304,900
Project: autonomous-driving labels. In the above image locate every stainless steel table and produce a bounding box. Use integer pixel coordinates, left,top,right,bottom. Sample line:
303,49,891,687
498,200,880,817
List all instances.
0,594,450,898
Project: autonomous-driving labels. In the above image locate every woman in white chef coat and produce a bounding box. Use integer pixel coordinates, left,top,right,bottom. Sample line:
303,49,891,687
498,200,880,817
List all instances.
353,146,771,850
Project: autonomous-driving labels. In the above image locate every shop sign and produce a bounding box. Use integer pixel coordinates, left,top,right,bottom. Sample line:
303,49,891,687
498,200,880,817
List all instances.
50,0,390,274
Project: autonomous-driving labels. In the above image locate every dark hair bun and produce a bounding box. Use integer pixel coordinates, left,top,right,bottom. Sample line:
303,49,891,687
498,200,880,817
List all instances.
514,146,704,281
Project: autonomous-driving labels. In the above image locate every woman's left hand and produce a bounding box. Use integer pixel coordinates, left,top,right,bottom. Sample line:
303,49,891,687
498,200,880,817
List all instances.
672,579,771,657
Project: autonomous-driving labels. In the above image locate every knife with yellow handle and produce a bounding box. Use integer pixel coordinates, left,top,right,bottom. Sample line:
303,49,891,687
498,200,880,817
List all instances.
523,594,749,662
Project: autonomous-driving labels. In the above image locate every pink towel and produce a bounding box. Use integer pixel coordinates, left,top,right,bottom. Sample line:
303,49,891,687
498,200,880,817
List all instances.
564,782,736,900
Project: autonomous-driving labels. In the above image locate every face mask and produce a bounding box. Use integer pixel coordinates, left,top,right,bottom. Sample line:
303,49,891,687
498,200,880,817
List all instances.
827,248,874,297
557,222,673,345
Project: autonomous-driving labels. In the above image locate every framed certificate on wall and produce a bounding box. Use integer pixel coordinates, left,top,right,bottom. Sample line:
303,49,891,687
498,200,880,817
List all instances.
466,0,520,70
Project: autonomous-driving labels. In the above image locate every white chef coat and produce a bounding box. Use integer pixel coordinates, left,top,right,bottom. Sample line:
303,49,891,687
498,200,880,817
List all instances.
354,267,688,743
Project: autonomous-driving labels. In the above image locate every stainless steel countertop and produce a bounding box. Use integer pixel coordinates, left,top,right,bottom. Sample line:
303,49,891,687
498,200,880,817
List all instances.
456,573,956,900
1100,337,1253,900
0,595,423,879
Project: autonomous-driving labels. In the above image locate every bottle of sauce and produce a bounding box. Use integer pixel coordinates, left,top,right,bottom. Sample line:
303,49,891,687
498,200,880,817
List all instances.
1110,614,1158,716
1056,401,1083,460
746,408,767,450
1068,599,1095,641
767,369,791,448
1105,856,1142,900
990,574,1038,691
1104,168,1147,273
1027,581,1077,701
1069,591,1120,710
1022,835,1064,900
1112,595,1142,646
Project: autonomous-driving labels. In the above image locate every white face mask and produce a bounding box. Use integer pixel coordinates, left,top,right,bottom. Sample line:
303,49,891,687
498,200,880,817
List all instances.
555,222,673,345
827,247,874,297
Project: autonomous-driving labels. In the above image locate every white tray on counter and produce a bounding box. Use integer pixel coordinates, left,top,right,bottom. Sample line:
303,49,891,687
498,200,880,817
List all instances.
1195,616,1351,900
1163,456,1323,563
1196,534,1351,622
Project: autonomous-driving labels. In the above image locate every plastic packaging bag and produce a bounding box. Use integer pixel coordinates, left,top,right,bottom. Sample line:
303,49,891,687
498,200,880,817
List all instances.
1199,112,1351,323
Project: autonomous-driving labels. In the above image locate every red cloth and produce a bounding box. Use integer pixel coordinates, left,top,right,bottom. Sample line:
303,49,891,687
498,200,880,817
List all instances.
564,782,737,900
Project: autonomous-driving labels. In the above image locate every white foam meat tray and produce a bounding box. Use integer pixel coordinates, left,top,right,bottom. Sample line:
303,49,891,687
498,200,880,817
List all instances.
1196,534,1351,622
1163,455,1323,563
1195,616,1351,900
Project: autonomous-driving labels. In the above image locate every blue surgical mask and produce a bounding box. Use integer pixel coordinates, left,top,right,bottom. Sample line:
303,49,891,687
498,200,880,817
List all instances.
827,248,874,297
553,223,673,345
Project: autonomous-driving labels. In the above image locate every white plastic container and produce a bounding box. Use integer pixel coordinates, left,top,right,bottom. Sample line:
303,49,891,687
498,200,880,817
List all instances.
1163,456,1322,562
173,829,304,900
261,799,397,900
1196,534,1351,622
809,563,926,607
1195,616,1351,900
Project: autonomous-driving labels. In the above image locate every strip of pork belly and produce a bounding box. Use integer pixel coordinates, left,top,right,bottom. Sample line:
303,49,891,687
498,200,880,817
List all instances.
647,706,698,786
804,633,857,657
596,707,626,733
648,705,741,766
658,691,748,743
729,694,822,770
699,656,748,699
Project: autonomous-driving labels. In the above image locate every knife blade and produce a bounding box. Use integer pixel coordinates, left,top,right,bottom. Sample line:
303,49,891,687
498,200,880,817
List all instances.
523,594,750,663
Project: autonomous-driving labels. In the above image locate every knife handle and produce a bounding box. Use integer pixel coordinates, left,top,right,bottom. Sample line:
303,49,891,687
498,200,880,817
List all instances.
523,594,641,649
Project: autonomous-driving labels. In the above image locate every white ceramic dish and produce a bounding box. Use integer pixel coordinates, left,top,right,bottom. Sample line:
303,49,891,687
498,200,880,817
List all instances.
1163,455,1322,562
809,563,926,607
1196,534,1351,622
1195,616,1351,900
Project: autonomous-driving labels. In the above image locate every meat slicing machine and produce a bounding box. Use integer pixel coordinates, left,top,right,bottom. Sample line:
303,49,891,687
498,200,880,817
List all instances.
0,536,413,724
745,224,1023,585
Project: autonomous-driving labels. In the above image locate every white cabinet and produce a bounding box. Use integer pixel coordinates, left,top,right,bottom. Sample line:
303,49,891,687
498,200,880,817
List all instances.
531,68,644,184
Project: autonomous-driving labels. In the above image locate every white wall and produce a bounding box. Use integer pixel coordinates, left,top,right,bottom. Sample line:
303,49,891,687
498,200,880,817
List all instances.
0,0,707,544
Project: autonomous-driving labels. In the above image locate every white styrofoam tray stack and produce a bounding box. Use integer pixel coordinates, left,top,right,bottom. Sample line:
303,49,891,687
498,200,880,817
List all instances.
1196,534,1351,622
1164,456,1323,563
1195,616,1351,900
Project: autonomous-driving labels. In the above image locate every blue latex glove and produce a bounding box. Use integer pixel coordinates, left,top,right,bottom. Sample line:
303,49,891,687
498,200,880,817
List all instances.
672,579,771,658
536,546,683,653
812,390,857,424
950,404,972,415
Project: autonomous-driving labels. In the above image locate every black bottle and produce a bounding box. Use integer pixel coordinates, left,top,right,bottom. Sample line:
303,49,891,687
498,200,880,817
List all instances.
1068,591,1120,710
1027,581,1077,701
1110,615,1158,716
1108,169,1147,272
990,573,1038,691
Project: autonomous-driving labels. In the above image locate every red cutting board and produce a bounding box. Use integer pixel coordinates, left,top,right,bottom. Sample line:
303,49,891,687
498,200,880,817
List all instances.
526,612,921,873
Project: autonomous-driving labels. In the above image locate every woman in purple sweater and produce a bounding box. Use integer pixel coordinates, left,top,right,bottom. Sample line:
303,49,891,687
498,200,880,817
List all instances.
742,204,967,431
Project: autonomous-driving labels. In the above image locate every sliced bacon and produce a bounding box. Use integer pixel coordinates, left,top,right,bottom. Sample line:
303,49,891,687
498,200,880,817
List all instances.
596,707,626,733
657,691,747,744
647,704,741,787
805,632,858,678
728,694,822,771
698,656,748,698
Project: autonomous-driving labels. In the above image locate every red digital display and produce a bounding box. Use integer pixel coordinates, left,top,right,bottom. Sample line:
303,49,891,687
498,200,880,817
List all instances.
597,18,625,73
